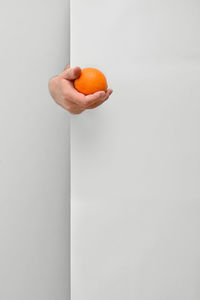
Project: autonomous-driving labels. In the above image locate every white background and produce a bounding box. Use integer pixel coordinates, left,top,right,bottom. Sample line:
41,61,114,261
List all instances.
71,0,200,299
0,1,70,299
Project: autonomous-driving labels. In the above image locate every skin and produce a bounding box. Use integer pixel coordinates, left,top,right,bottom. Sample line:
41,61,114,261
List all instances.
48,65,113,114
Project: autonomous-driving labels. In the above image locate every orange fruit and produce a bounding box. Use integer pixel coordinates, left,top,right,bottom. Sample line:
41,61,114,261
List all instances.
74,67,108,95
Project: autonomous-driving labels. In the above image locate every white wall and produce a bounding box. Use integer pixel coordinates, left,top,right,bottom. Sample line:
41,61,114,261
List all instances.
0,1,70,299
71,1,200,299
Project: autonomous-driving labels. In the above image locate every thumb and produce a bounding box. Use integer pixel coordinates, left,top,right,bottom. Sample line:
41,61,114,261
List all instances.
60,66,81,80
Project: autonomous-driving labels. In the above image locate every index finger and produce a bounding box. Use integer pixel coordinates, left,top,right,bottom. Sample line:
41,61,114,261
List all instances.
70,89,106,108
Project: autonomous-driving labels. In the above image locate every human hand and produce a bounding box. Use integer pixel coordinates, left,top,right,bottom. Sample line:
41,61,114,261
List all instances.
48,65,113,114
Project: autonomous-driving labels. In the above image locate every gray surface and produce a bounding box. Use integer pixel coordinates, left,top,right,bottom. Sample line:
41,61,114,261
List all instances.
0,1,70,299
71,0,200,299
